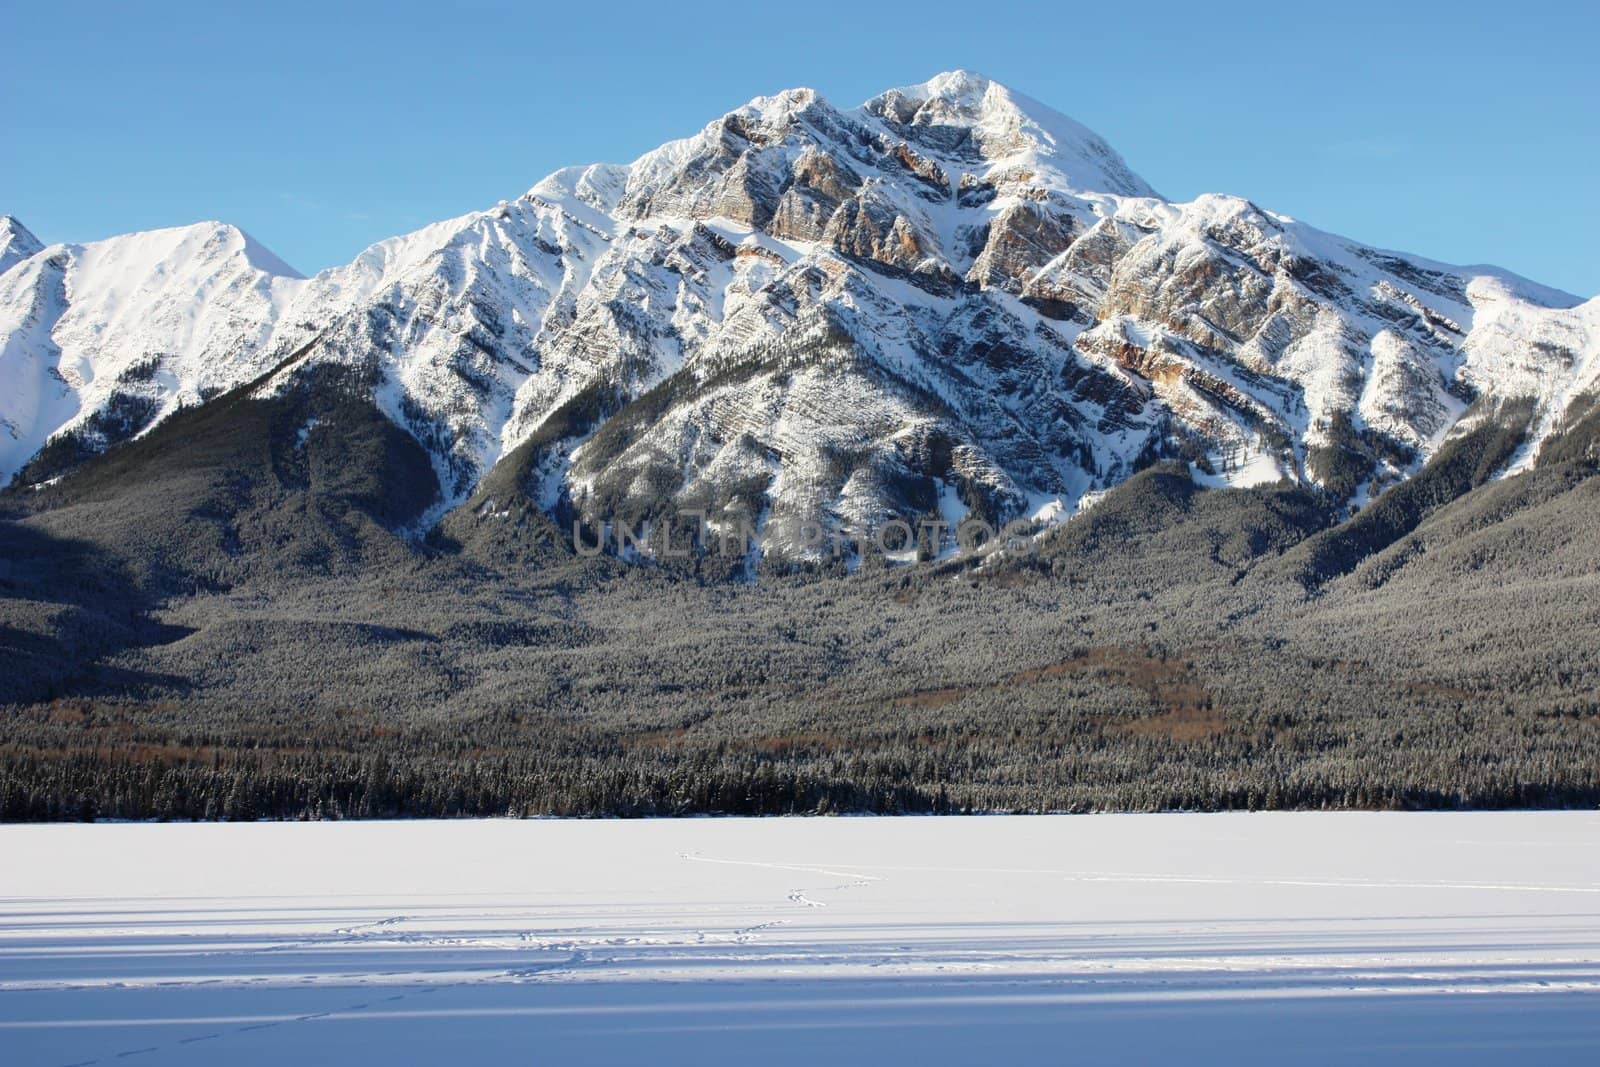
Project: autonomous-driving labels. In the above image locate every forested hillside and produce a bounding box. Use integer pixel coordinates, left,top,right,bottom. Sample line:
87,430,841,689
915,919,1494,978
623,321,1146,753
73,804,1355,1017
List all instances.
4,399,1597,820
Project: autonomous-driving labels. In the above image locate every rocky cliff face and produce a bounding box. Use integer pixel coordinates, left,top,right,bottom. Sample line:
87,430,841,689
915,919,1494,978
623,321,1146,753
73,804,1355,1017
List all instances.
1,71,1592,563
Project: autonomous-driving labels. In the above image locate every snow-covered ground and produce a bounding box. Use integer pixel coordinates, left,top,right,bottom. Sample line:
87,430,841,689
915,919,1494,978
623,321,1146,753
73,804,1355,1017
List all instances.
2,814,1598,1065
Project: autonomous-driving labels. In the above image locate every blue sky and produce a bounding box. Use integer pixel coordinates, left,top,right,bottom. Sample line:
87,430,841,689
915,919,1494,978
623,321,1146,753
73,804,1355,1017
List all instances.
6,0,1597,296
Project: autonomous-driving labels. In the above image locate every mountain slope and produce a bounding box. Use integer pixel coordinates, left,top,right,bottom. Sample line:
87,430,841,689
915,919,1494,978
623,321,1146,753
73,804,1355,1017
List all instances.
1,72,1590,566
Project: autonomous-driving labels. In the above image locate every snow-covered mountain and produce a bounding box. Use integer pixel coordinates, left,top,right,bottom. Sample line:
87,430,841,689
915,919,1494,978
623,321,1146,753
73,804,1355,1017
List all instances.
1,71,1592,558
0,222,302,484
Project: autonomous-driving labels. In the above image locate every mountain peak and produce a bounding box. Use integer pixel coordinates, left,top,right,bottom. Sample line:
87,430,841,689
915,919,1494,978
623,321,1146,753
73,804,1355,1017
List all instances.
216,221,304,280
0,215,45,275
901,68,1001,105
860,72,1159,199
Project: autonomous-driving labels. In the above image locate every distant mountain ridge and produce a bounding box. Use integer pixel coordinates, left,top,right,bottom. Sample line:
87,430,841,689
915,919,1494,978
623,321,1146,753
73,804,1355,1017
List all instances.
3,71,1596,563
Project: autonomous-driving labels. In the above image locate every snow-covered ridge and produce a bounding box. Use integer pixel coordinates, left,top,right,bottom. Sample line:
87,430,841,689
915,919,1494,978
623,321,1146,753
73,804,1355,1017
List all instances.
1,71,1592,553
0,216,44,276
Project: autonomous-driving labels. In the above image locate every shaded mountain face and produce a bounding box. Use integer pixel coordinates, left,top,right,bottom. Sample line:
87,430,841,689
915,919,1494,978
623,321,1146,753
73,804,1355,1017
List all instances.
1,71,1595,565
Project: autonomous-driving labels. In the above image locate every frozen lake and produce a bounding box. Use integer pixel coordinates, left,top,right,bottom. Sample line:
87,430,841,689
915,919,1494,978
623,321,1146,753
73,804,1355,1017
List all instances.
2,813,1598,1064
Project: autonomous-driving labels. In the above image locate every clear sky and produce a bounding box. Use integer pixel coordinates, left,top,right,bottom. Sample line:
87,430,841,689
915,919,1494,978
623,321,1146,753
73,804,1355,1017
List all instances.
6,0,1597,296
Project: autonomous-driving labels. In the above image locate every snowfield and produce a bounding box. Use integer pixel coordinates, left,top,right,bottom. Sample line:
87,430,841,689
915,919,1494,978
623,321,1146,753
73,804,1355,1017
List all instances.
2,814,1598,1065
